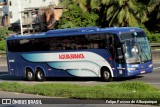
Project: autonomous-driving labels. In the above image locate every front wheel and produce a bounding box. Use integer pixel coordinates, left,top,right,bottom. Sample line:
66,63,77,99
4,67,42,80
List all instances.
36,69,45,81
101,69,112,82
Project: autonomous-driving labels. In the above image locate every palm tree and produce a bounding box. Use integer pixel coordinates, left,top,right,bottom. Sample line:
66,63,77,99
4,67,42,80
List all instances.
69,0,115,27
60,0,139,27
106,0,138,27
146,0,160,32
73,0,139,27
148,0,160,19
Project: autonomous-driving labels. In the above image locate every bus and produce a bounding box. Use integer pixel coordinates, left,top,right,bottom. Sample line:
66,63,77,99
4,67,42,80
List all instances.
6,26,153,81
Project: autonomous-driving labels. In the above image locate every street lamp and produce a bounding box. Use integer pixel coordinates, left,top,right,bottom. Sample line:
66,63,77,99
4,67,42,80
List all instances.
18,0,23,35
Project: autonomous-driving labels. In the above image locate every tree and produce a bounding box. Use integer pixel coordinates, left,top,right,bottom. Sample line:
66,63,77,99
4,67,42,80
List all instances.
0,27,10,40
0,27,10,51
55,4,98,29
145,0,160,32
148,0,160,19
106,0,139,27
65,0,139,27
135,0,149,23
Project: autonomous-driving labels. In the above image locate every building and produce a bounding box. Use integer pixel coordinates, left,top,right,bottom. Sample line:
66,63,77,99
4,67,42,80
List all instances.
0,0,62,33
0,0,8,26
7,0,60,24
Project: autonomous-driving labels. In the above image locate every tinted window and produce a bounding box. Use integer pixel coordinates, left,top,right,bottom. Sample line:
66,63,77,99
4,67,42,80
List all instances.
7,33,118,52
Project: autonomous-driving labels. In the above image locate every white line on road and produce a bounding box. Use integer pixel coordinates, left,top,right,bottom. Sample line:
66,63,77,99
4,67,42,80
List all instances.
85,81,94,83
153,67,160,70
148,83,160,85
0,65,7,67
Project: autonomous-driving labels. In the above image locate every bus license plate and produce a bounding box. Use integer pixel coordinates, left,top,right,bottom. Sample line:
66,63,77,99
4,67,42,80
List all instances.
141,71,145,74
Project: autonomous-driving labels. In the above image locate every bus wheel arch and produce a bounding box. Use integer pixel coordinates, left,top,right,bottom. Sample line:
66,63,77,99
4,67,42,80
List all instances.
25,67,35,81
100,66,112,82
35,67,46,81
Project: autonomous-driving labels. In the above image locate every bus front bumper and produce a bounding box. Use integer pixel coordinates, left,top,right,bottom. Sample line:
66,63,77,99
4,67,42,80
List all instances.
126,66,153,77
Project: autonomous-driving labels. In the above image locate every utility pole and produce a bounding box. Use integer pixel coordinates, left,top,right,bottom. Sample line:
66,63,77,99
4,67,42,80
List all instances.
18,0,23,35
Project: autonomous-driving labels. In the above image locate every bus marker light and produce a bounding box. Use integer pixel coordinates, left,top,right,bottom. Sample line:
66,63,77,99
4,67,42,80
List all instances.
109,57,112,60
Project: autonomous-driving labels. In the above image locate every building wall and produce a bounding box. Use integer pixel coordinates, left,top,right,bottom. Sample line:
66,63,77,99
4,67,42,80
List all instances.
8,0,60,24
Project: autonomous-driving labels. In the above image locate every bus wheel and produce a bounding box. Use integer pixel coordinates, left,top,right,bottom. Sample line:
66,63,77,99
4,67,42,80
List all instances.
101,68,112,82
26,68,35,81
36,69,45,81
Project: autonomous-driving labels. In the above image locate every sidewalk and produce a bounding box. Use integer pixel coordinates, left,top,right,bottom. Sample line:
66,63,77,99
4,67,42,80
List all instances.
0,56,7,66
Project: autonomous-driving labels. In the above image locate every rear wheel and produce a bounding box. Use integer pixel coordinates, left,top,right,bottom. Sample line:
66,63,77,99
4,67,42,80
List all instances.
101,68,112,82
26,68,35,81
36,68,45,81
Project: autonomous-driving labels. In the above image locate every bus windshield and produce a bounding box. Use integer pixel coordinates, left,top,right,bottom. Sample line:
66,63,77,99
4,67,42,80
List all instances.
123,32,151,64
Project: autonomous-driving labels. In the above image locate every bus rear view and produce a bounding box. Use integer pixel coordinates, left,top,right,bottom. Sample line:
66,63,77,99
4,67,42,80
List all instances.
6,27,153,81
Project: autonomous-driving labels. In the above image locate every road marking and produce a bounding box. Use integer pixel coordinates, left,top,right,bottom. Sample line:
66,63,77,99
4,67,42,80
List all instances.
85,81,93,83
148,83,160,85
0,65,7,67
153,67,160,70
0,74,8,76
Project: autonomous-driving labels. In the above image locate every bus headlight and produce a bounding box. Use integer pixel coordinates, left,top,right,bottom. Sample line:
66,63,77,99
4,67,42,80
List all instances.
149,64,153,68
127,68,136,71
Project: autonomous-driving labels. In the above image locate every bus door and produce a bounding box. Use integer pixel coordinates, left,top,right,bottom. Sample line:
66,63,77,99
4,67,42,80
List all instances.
7,53,17,76
114,44,126,77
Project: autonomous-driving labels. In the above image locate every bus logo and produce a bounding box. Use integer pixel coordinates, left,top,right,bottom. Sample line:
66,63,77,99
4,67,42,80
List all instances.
59,54,85,59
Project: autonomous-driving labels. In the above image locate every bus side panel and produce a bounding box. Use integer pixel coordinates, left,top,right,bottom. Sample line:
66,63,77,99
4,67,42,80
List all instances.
22,59,69,78
90,49,118,77
16,54,24,76
7,53,18,76
45,64,70,77
21,50,115,78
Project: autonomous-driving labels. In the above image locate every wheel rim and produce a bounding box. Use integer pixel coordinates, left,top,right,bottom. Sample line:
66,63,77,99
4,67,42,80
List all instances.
27,72,32,79
37,71,43,80
104,71,110,79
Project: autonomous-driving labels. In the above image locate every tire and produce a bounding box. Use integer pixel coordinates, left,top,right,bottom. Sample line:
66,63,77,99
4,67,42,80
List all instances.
101,69,112,82
36,69,45,81
26,68,35,81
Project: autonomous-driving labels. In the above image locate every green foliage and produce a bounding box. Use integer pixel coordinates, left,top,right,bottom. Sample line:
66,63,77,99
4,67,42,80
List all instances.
55,4,98,29
0,27,12,51
106,0,139,27
0,40,6,51
139,25,160,43
0,27,10,40
148,0,160,19
0,81,160,102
